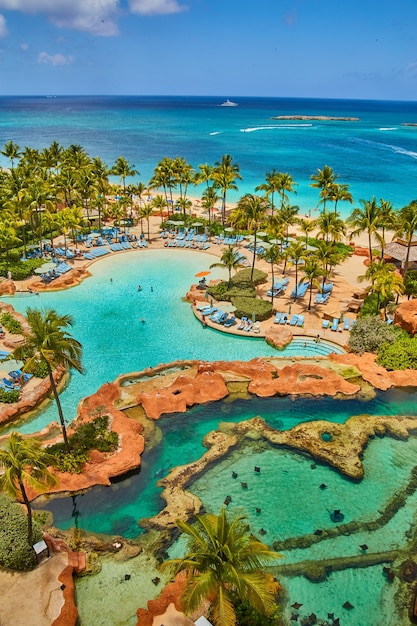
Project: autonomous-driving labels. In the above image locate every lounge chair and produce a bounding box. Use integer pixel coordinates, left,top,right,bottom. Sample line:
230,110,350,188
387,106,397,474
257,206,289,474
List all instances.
296,315,304,327
244,320,253,332
224,316,236,328
0,351,10,360
253,321,261,333
330,318,339,331
343,317,351,331
238,317,247,330
322,282,333,294
2,377,15,389
289,314,299,326
279,314,288,325
274,312,282,324
322,319,330,329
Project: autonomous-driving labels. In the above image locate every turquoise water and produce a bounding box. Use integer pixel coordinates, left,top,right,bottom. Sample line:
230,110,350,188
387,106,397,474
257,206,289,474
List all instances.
1,96,417,214
34,388,417,538
0,250,341,435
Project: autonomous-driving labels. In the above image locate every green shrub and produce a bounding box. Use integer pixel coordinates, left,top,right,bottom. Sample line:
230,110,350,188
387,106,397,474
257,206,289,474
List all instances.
47,415,119,473
358,293,391,318
377,336,417,370
0,388,20,403
348,316,401,354
404,270,417,300
0,258,45,281
229,597,281,626
24,359,48,379
232,297,273,322
0,493,42,570
0,312,23,334
233,268,268,286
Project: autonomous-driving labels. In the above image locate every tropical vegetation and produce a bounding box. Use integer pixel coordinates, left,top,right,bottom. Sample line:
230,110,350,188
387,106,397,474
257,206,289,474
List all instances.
14,308,84,453
0,493,43,570
162,508,281,626
0,432,57,548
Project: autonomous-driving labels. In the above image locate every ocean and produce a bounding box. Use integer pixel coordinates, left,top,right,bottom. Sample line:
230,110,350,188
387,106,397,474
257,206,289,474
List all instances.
1,95,417,215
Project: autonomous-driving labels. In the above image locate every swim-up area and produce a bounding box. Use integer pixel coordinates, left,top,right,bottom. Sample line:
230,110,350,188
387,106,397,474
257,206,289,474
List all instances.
3,249,417,626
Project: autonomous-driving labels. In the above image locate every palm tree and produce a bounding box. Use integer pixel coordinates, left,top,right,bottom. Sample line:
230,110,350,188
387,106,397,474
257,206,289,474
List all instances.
298,217,317,249
376,198,395,257
287,240,307,297
237,194,268,281
162,508,280,626
0,432,57,546
139,203,154,240
316,210,346,243
310,165,337,212
213,155,242,226
111,156,138,193
347,197,380,262
361,260,404,317
327,182,353,214
393,200,417,279
14,309,84,453
302,257,323,310
152,194,168,224
201,186,220,228
210,246,241,286
261,244,282,305
1,140,21,170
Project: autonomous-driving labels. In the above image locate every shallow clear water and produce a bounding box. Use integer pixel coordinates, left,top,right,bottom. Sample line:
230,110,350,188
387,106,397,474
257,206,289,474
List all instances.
0,249,341,435
34,388,417,539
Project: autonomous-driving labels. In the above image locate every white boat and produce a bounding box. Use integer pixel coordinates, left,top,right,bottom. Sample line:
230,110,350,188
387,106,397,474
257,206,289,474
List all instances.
220,99,238,107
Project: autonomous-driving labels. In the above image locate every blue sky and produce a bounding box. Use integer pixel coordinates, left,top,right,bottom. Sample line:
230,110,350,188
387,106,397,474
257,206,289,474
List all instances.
0,0,417,99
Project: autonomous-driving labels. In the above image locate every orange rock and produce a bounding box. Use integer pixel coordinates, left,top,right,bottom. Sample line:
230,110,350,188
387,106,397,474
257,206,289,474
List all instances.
248,362,360,397
394,300,417,337
137,575,188,626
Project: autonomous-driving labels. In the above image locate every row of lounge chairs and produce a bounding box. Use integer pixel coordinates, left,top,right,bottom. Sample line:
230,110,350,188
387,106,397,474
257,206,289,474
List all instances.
0,369,33,393
196,305,262,333
322,317,355,332
274,312,304,327
40,262,73,283
267,277,290,297
165,239,210,250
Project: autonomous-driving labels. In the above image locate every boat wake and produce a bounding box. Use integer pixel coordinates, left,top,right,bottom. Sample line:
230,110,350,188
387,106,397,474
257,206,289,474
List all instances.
209,131,222,136
352,137,417,160
379,127,398,131
240,124,313,133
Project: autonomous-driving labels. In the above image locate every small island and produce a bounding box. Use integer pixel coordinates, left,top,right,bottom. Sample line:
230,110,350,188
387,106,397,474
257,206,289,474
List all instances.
271,115,360,121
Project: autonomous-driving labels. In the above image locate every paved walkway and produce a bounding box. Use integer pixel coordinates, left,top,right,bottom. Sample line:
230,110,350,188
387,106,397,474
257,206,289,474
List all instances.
0,552,67,626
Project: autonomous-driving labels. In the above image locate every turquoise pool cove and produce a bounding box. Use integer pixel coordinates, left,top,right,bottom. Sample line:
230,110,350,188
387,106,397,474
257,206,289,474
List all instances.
3,249,417,626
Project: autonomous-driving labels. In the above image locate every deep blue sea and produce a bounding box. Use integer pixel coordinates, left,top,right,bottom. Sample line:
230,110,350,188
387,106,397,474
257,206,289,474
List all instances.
1,95,417,216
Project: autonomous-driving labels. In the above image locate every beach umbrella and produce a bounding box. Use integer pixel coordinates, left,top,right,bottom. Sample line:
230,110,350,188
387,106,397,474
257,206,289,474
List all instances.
260,241,272,249
221,304,236,313
245,234,255,241
224,227,235,233
1,359,24,372
192,222,203,227
269,238,282,245
195,271,211,277
34,262,57,274
256,231,268,238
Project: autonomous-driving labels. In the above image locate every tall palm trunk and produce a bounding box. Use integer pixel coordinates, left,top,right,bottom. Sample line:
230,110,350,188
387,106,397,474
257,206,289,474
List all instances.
250,232,257,282
46,362,71,453
19,479,33,546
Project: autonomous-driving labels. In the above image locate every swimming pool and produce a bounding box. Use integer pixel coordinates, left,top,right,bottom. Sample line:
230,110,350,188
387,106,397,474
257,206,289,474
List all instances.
1,250,342,434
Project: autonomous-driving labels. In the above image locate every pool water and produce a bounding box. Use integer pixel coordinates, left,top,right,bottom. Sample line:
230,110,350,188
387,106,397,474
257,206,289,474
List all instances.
1,250,342,435
6,249,417,626
35,389,417,538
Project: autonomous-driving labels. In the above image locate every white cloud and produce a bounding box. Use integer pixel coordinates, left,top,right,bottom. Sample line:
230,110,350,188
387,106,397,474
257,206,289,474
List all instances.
0,13,7,37
38,51,75,65
20,42,28,49
129,0,186,15
0,0,120,36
